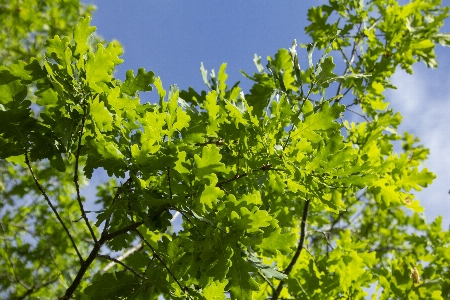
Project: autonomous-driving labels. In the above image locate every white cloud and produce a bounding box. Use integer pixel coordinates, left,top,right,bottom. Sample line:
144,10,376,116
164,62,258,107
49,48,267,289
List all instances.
388,67,450,229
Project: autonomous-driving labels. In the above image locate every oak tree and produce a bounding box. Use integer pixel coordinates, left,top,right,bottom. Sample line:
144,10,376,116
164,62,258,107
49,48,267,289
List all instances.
1,0,449,299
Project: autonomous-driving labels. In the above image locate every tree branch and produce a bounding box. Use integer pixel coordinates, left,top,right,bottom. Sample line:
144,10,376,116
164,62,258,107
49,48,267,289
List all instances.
216,163,281,187
345,107,371,123
60,242,102,299
24,152,84,264
106,221,144,241
101,177,132,240
98,254,147,280
74,106,98,244
60,195,170,298
15,276,59,300
135,229,189,298
272,199,310,300
101,209,180,274
336,24,361,97
0,221,31,291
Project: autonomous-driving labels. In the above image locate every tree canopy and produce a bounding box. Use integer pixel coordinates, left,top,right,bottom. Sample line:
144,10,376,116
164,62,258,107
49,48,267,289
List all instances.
0,0,449,299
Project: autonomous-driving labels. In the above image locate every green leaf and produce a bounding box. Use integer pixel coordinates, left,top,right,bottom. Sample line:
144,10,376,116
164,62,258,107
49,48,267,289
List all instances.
121,68,155,96
229,206,272,234
260,227,296,255
194,145,226,179
91,95,113,132
245,248,286,280
200,177,225,211
86,42,124,92
226,249,259,299
73,17,96,56
0,69,28,108
396,167,435,191
84,272,140,299
203,280,228,300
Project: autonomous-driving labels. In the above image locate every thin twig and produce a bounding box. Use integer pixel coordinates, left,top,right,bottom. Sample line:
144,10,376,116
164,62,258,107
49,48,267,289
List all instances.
135,230,189,297
15,276,59,300
369,246,407,253
0,222,31,290
167,167,173,200
74,106,98,244
99,210,179,273
98,254,147,280
257,270,276,292
272,199,310,300
101,243,144,273
345,107,371,122
24,152,84,264
336,24,361,97
106,221,144,241
106,204,170,241
102,177,132,239
282,88,313,151
174,207,227,234
216,163,281,187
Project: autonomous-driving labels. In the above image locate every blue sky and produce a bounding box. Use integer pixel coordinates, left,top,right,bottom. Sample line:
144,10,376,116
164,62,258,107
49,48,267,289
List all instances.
85,0,450,229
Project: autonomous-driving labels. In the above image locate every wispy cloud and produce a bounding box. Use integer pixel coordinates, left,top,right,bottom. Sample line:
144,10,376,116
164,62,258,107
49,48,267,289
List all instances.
388,66,450,229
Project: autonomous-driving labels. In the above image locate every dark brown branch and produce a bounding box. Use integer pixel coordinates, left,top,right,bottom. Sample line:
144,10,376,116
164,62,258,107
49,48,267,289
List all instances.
135,230,190,298
257,270,276,293
24,152,84,264
74,106,98,244
282,86,314,151
60,192,170,298
310,229,334,251
272,199,310,300
60,242,102,299
98,254,147,280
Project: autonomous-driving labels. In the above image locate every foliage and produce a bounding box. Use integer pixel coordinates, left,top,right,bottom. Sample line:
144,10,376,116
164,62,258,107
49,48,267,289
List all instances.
1,0,449,299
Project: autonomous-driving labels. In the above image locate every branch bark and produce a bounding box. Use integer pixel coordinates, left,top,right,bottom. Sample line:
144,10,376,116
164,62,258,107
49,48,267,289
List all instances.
272,199,310,300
